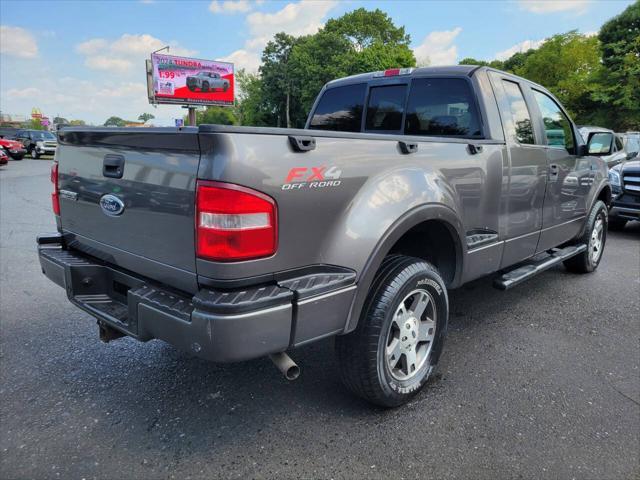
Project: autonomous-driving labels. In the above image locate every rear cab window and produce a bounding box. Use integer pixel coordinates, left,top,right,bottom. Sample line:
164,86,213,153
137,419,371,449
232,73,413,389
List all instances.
309,75,483,138
309,83,366,132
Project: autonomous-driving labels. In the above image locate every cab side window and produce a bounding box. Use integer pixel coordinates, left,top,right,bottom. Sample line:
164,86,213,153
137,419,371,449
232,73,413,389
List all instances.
502,80,535,144
365,85,406,131
532,90,575,153
404,78,481,137
309,83,366,132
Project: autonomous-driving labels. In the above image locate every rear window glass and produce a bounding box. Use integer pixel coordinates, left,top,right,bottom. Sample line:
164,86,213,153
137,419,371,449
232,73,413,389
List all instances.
404,78,482,137
365,85,406,131
309,83,366,132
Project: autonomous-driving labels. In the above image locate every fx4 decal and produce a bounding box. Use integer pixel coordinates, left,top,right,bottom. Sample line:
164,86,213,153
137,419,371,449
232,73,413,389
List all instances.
282,166,342,190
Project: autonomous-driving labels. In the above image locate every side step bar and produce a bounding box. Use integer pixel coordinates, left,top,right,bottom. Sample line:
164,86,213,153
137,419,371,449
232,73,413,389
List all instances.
494,244,587,290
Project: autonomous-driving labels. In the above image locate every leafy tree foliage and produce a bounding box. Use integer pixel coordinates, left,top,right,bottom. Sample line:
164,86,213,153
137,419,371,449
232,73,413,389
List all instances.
138,113,155,122
195,106,237,125
594,0,640,130
516,31,603,122
104,116,126,127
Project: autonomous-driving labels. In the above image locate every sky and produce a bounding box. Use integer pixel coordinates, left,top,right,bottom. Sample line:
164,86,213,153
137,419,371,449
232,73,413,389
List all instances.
0,0,634,126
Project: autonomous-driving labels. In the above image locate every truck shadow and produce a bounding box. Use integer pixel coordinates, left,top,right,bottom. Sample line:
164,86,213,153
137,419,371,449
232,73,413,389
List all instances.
58,222,637,457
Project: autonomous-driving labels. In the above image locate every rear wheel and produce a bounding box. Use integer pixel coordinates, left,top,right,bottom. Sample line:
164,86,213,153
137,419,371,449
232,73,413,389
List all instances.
336,256,448,407
564,200,607,273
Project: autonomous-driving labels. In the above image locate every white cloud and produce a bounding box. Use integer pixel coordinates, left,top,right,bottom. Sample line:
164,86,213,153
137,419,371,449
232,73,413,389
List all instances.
222,0,338,72
75,33,196,73
413,27,462,66
209,0,252,14
495,38,545,60
518,0,591,14
219,49,261,73
0,25,38,58
75,38,108,55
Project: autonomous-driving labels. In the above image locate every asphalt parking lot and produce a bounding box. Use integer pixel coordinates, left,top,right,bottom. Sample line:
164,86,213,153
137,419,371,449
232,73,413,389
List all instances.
1,159,639,480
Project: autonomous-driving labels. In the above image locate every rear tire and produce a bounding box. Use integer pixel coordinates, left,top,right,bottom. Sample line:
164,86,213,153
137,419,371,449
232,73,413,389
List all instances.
608,217,627,231
336,256,448,408
564,200,607,273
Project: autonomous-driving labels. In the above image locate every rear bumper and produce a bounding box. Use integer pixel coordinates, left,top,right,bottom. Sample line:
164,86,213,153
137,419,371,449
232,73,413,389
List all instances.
37,234,356,362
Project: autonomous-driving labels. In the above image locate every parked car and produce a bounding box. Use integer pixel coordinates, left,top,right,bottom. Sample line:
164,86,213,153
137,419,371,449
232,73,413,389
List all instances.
0,149,9,166
14,129,58,158
39,66,611,407
578,126,633,168
608,148,640,230
186,71,230,92
0,137,26,160
0,127,18,139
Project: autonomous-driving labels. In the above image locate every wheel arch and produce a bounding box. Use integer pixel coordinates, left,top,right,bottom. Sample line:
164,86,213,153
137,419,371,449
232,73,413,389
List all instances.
343,204,465,334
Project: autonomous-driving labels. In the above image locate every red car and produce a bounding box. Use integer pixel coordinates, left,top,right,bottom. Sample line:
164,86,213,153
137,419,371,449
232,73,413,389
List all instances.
0,149,9,166
0,137,26,160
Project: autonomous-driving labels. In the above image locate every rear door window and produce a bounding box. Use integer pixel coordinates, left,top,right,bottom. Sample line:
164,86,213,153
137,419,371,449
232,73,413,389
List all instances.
309,83,366,132
502,80,535,144
404,78,482,137
365,85,407,131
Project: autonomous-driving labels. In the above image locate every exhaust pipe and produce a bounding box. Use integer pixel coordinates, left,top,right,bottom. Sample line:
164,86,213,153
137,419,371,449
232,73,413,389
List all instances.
269,352,300,381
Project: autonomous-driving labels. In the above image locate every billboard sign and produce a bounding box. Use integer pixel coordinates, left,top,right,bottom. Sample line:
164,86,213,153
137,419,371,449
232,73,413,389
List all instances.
149,53,234,106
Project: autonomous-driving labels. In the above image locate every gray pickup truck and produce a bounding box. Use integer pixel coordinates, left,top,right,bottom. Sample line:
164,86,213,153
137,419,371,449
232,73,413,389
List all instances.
39,66,612,407
186,71,230,92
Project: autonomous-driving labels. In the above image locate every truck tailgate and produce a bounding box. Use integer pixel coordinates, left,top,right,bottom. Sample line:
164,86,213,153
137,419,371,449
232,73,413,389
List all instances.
56,128,200,292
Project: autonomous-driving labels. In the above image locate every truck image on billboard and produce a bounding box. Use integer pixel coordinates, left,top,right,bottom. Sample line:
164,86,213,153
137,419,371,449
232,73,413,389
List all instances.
150,53,234,106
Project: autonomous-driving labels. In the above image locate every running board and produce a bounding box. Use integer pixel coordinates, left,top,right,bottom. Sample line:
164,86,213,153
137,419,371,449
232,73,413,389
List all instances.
493,244,587,290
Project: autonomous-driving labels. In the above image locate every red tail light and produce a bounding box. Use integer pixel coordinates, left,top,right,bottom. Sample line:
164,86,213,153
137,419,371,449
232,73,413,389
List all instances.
196,181,277,261
51,162,60,216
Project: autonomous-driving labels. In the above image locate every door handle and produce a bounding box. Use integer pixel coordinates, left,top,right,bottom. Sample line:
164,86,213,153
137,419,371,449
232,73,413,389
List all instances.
103,154,125,179
549,163,559,181
288,135,316,152
399,141,418,154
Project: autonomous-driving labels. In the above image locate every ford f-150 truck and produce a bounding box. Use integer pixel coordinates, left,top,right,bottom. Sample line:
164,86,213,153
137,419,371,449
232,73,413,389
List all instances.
39,66,612,407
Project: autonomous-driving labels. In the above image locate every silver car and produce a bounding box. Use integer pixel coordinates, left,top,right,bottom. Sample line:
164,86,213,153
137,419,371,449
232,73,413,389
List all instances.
186,71,230,93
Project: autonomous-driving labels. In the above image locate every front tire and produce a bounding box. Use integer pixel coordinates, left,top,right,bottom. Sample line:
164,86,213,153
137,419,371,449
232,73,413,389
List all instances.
30,148,39,159
564,200,607,273
336,256,448,407
201,82,209,92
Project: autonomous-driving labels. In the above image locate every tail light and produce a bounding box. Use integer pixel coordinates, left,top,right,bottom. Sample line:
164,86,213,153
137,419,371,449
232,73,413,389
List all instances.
51,162,60,216
196,181,277,261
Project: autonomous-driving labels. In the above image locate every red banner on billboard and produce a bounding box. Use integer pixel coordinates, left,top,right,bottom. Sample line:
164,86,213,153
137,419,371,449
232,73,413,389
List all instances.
150,53,234,106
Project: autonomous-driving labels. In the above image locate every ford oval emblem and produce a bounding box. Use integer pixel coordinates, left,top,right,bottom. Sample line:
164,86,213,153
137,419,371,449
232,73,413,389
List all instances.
99,194,125,216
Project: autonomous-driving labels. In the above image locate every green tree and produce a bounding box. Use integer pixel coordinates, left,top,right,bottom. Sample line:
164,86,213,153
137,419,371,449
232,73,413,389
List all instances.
69,119,86,126
195,106,237,125
323,8,410,50
516,31,603,123
28,118,44,130
104,116,126,127
53,116,69,125
594,0,640,129
234,69,276,126
260,33,299,127
285,8,416,126
138,113,155,123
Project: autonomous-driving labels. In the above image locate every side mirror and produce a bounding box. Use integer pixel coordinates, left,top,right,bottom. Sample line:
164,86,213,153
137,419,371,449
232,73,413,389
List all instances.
587,132,613,156
627,151,638,160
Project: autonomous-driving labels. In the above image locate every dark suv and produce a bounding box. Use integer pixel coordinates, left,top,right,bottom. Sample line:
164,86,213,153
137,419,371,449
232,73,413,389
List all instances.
14,129,58,158
608,138,640,229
